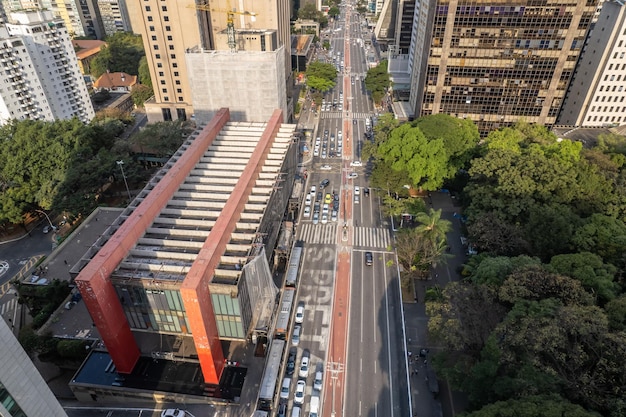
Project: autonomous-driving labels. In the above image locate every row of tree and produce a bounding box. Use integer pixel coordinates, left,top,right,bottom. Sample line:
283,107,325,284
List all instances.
0,116,192,227
367,113,626,415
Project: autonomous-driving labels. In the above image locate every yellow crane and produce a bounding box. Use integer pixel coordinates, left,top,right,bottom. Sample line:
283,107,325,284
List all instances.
190,1,257,52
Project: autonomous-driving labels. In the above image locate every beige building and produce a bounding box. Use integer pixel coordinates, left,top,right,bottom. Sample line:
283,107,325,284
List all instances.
557,0,626,127
411,0,600,135
128,0,292,123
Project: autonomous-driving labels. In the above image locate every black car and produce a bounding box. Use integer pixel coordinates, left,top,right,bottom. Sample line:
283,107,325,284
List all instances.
278,402,287,417
320,179,330,189
317,191,323,201
365,251,373,266
287,347,297,376
364,187,370,196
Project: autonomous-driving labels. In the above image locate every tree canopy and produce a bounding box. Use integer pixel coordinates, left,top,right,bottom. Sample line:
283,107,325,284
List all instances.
305,62,337,92
90,32,145,78
364,60,391,104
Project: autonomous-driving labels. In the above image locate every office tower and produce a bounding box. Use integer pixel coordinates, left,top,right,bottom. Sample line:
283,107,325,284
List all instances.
0,10,94,124
410,0,599,135
77,0,104,39
127,0,293,123
0,318,69,417
557,0,626,127
97,0,131,37
75,108,297,384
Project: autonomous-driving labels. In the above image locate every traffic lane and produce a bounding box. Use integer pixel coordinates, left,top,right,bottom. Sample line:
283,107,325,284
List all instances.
346,250,382,417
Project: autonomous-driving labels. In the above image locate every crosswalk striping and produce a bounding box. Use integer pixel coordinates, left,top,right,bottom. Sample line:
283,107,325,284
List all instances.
299,223,337,245
319,112,372,120
353,227,392,249
1,298,16,316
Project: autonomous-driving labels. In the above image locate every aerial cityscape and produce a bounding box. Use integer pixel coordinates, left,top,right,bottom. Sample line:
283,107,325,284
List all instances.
0,0,625,417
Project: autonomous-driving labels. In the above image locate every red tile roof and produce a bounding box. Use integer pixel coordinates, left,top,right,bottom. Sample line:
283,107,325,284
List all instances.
93,72,138,89
72,40,107,60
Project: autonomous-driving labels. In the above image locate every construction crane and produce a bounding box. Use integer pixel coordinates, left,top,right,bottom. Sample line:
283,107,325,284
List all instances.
191,1,257,52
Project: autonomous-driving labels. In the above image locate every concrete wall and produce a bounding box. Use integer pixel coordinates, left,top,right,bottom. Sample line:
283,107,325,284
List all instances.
185,49,288,123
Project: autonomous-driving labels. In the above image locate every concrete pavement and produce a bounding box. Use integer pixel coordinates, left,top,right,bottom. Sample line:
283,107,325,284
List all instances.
403,191,468,417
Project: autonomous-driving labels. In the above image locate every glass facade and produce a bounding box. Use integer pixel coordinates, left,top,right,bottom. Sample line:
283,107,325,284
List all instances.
0,381,26,417
420,0,599,135
115,284,190,333
211,293,245,339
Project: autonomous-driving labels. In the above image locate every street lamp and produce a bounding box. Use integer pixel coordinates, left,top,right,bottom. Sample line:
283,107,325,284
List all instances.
34,209,56,231
116,160,132,201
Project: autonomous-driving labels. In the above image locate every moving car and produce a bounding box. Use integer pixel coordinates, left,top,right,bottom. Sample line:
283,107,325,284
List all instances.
295,303,305,324
354,186,360,195
287,348,297,376
364,187,370,196
294,380,306,405
365,251,373,266
299,356,310,378
161,410,185,417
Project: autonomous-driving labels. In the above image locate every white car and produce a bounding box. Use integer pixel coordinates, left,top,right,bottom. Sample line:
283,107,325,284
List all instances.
321,214,328,224
354,186,360,195
313,370,323,391
305,195,312,206
294,380,306,405
299,356,310,378
295,304,305,324
350,160,362,167
348,173,358,179
331,210,338,222
313,149,319,157
320,164,332,170
312,212,319,225
310,186,316,196
303,206,311,218
161,410,185,417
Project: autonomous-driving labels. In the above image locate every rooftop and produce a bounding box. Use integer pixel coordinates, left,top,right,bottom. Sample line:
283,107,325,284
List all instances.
93,71,137,89
72,39,107,60
111,120,296,284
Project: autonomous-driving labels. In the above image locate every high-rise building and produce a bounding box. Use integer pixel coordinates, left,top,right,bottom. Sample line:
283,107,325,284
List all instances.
127,0,293,123
77,0,105,39
410,0,599,135
97,0,131,37
557,0,626,127
0,10,94,124
0,318,68,417
39,0,87,37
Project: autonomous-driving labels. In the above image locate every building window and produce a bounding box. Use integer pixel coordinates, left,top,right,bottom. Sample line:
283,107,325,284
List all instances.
164,16,169,21
178,96,184,102
145,5,151,11
172,63,178,68
173,71,179,76
170,54,176,59
162,108,172,120
160,80,166,85
151,35,157,41
159,71,164,76
153,45,159,50
147,16,153,21
177,88,182,93
165,26,171,31
149,26,155,31
0,382,26,416
175,80,181,85
157,63,163,68
155,54,161,59
162,88,167,93
167,35,173,41
162,6,167,11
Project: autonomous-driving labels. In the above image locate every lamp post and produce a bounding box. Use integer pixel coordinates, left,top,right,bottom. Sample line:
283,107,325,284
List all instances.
35,209,56,231
116,160,132,201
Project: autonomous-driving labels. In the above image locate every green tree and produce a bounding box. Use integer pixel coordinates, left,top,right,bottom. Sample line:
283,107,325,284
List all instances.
414,208,451,247
364,60,391,104
604,294,626,331
131,84,154,107
328,6,340,17
130,120,194,158
572,213,626,268
298,3,318,19
90,32,145,78
138,55,152,89
413,114,480,175
548,252,618,304
464,395,602,417
305,62,337,92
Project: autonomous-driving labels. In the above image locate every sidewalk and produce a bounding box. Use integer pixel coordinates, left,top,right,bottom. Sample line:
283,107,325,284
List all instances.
402,191,468,417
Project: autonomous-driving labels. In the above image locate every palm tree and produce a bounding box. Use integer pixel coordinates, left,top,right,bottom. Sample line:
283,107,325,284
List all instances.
414,208,452,246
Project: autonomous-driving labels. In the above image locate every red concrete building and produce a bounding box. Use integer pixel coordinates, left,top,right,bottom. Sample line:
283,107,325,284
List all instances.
75,108,297,384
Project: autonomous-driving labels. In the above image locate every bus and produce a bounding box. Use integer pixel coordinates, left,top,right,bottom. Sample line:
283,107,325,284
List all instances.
285,245,303,287
257,338,286,411
275,288,295,338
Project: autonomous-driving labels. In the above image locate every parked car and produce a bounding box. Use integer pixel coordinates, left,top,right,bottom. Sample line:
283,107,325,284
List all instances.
287,348,297,376
320,179,330,189
161,409,185,417
294,380,306,405
295,303,305,324
299,356,310,378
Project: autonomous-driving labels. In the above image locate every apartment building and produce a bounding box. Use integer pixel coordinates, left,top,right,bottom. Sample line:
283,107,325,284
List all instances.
558,0,626,127
0,318,68,417
410,0,600,135
97,0,131,37
0,10,94,124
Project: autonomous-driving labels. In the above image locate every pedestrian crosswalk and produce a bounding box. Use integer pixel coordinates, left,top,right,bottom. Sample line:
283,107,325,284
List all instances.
354,227,392,249
0,298,16,316
319,111,372,120
298,224,392,249
299,223,337,245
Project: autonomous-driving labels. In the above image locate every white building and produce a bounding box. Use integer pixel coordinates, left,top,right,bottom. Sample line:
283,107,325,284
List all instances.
0,318,68,417
558,0,626,127
97,0,131,36
0,10,94,124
